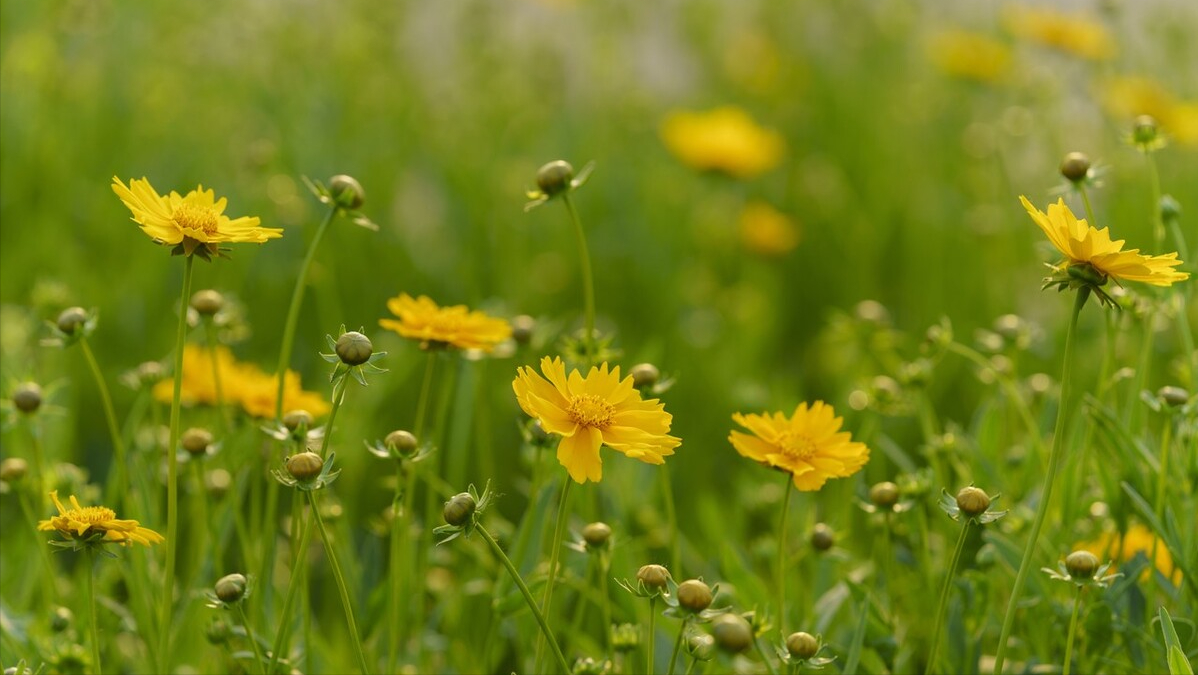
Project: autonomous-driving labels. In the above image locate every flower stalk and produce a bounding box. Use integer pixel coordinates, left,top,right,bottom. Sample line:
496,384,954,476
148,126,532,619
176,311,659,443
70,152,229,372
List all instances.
78,335,129,512
777,475,793,637
87,548,103,675
1063,585,1083,675
926,519,971,674
535,475,574,672
309,491,369,674
562,193,597,365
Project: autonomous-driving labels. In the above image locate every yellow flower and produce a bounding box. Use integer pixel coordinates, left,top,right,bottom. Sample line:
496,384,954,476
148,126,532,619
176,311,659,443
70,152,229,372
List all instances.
379,293,512,352
153,345,329,418
153,344,239,407
512,357,681,483
39,491,163,547
233,367,331,419
738,201,800,256
1021,196,1189,286
660,107,785,179
1076,524,1180,584
927,30,1012,83
1099,77,1198,149
112,176,282,257
1004,6,1115,61
729,402,870,491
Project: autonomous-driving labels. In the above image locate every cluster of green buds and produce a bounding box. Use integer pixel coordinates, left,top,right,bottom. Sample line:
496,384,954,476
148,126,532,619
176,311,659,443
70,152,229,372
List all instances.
525,159,595,212
321,326,388,386
434,482,496,545
273,451,341,491
42,306,96,348
939,486,1008,524
262,409,325,450
303,174,378,230
1043,550,1121,588
777,631,836,670
205,572,250,609
365,428,432,464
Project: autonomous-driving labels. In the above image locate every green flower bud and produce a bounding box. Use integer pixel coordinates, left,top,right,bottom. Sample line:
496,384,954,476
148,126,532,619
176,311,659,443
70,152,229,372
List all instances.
56,307,89,336
629,363,660,389
511,315,536,345
786,631,819,659
181,427,214,456
711,613,753,653
686,633,715,661
190,289,225,316
1065,550,1100,580
1059,152,1091,183
205,618,232,644
676,579,714,612
536,160,574,197
611,623,641,653
636,564,671,590
1132,115,1159,147
869,481,900,509
956,486,991,517
0,457,28,483
810,523,834,552
329,174,366,210
207,468,232,496
385,430,419,457
854,299,891,325
582,521,612,548
1160,195,1181,224
335,331,373,366
136,361,165,385
50,605,74,632
286,452,324,480
1158,386,1189,408
283,409,314,432
214,573,248,603
443,492,476,527
12,382,43,414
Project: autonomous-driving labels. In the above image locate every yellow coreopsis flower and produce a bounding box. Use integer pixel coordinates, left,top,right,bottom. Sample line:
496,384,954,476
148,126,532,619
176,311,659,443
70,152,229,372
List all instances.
152,344,240,407
1076,524,1181,584
235,367,331,419
39,491,164,547
738,201,800,256
152,344,329,417
729,402,870,491
512,356,681,483
112,176,282,258
1004,6,1115,61
379,293,512,352
1021,197,1188,303
660,106,785,179
927,30,1012,83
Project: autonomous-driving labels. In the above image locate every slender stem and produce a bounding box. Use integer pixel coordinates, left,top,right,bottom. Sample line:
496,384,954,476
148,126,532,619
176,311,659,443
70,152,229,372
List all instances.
191,462,212,586
753,630,779,675
562,194,597,364
317,376,349,459
535,475,574,672
159,253,195,672
236,602,267,675
648,596,657,675
87,548,102,675
993,287,1088,675
1063,586,1083,675
268,499,314,675
1076,183,1099,233
477,523,572,674
19,487,59,604
927,520,972,675
274,206,338,421
203,320,232,435
777,476,793,637
309,492,369,674
661,465,681,576
1146,153,1164,251
1152,420,1172,565
685,656,698,675
79,336,128,513
667,617,690,675
601,551,613,661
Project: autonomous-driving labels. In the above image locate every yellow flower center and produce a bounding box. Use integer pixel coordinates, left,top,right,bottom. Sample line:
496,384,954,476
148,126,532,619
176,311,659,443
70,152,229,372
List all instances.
67,505,117,525
567,394,615,429
778,431,817,461
173,202,219,235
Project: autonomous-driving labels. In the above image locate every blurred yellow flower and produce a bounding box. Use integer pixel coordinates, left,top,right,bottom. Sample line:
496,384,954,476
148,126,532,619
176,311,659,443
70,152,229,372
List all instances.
1004,6,1115,61
112,176,282,257
927,30,1012,83
1076,524,1180,584
730,401,870,491
660,107,785,179
39,491,163,547
512,356,681,483
1021,197,1189,286
379,293,511,352
153,345,329,418
738,201,800,256
1099,76,1198,148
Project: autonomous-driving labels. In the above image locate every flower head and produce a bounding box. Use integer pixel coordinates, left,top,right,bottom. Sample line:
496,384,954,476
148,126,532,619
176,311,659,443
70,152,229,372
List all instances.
380,293,512,352
660,107,785,179
738,201,800,257
39,491,164,548
927,30,1012,83
1021,196,1189,305
152,345,329,418
512,357,681,483
729,401,869,491
112,177,282,259
1004,6,1115,61
1076,524,1181,584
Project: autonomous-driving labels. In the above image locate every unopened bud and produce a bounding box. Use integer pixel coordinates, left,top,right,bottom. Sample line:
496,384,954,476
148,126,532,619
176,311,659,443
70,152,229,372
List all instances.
677,579,714,612
711,613,753,653
582,522,612,548
810,523,834,551
1158,386,1189,408
335,331,373,366
286,452,324,480
283,409,314,432
636,564,671,590
536,160,574,197
385,430,419,457
214,573,247,603
870,481,900,509
511,315,536,345
1059,152,1091,183
443,492,476,527
629,363,660,389
190,289,224,316
181,428,214,456
12,382,43,414
329,174,365,210
786,632,820,659
56,307,89,335
50,605,74,632
0,458,28,483
1132,115,1159,147
1065,550,1100,579
956,486,991,517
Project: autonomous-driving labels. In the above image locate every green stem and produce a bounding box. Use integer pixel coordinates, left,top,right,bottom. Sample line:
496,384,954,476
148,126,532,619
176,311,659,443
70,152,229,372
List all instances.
753,630,779,675
648,596,657,675
79,335,128,513
191,462,212,586
1076,183,1099,232
667,617,689,675
203,320,232,435
87,548,102,675
562,194,597,365
601,551,613,661
661,465,681,576
317,375,349,459
686,656,699,675
777,476,793,637
309,492,370,674
159,253,195,672
268,499,314,675
927,519,971,675
535,475,574,672
478,523,572,675
1063,586,1083,675
236,601,267,675
1152,419,1172,566
993,287,1088,675
1146,153,1164,251
274,205,338,421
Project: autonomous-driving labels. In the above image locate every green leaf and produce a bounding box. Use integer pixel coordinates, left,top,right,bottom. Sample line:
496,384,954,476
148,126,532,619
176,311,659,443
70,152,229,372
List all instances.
1160,608,1194,675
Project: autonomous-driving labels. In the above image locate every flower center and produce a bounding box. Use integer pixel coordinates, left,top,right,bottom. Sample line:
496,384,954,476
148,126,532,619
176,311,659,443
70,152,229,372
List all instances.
567,394,615,429
778,431,817,461
68,506,117,525
173,202,219,235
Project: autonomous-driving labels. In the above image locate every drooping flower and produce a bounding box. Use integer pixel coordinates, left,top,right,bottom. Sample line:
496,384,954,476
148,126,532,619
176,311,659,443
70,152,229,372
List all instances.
1076,523,1181,584
660,107,785,179
379,293,512,352
512,357,681,483
1021,197,1189,303
39,491,164,547
729,402,870,491
738,201,800,256
926,30,1012,83
112,177,282,258
1003,6,1115,61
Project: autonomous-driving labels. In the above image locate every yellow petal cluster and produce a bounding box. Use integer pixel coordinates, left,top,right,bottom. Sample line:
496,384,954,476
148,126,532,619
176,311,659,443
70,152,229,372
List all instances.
1021,197,1189,286
927,30,1012,83
729,402,869,491
39,491,164,547
1076,523,1180,584
153,344,329,418
512,357,681,484
379,293,512,352
112,176,282,250
1003,6,1115,61
738,201,800,256
660,107,785,179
